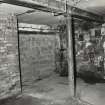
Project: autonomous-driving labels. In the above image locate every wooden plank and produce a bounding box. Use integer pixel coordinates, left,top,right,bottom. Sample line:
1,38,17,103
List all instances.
66,14,75,97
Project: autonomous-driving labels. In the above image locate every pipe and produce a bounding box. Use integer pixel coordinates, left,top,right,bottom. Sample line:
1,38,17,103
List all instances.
66,15,75,97
17,17,23,93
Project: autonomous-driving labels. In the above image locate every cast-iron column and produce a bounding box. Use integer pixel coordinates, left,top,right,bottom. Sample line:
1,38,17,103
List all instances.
66,14,75,97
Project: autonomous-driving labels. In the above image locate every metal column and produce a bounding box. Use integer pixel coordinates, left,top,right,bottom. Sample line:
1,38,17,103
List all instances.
66,14,75,97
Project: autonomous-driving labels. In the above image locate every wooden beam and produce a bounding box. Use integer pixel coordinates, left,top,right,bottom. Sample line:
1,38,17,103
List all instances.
1,0,104,23
71,6,104,23
71,14,104,23
1,0,66,13
66,14,75,97
19,30,56,34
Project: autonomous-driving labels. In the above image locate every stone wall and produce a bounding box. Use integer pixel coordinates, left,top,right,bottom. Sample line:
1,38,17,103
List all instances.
0,13,20,99
19,34,60,87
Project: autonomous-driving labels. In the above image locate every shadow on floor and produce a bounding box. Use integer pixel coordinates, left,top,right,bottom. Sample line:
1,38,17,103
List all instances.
0,95,89,105
0,95,44,105
78,71,105,84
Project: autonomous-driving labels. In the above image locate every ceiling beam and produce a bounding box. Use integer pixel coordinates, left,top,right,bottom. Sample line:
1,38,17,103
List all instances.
1,0,104,23
70,6,104,23
72,14,103,23
1,0,66,13
70,7,104,23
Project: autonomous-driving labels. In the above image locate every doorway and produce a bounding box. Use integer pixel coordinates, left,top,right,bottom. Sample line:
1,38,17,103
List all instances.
17,10,71,103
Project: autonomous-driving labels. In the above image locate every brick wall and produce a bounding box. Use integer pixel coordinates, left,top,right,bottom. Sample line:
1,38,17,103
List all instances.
19,34,60,88
0,13,20,99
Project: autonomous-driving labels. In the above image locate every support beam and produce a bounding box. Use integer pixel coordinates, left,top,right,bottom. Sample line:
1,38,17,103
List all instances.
1,0,104,23
71,14,103,23
70,6,104,23
66,14,75,97
1,0,66,13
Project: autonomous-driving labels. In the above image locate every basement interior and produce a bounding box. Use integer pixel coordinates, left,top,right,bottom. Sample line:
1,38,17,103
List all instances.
0,1,105,105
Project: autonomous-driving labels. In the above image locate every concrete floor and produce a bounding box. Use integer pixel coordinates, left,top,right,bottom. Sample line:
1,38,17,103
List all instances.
0,74,87,105
0,94,88,105
0,95,43,105
23,74,70,102
77,78,105,105
1,73,105,105
22,73,105,105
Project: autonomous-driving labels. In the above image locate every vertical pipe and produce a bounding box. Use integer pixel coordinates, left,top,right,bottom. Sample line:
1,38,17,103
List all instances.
17,17,23,93
66,15,75,97
72,17,77,96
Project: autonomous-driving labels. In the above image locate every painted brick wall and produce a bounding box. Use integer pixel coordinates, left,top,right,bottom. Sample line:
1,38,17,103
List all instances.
19,34,60,88
0,13,20,99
